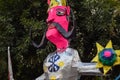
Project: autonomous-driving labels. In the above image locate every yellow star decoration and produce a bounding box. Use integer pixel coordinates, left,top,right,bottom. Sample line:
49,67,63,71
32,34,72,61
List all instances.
92,40,120,75
43,65,48,72
58,61,64,67
50,75,56,80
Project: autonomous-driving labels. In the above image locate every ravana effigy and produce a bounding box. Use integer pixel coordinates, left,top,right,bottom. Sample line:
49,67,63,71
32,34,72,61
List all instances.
43,0,79,79
31,0,120,80
31,0,80,80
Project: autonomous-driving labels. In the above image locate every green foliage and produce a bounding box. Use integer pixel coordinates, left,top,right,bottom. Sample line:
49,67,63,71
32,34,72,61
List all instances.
0,0,120,80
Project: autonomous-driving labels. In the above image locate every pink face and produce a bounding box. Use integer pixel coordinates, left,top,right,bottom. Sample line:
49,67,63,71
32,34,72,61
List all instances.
47,6,70,31
46,6,70,50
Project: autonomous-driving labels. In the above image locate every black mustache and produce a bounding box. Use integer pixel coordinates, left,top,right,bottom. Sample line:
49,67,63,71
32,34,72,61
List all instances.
30,8,75,49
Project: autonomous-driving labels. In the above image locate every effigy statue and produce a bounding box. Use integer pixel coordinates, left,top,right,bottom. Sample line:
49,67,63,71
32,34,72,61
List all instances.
31,0,80,80
32,0,120,80
44,0,80,79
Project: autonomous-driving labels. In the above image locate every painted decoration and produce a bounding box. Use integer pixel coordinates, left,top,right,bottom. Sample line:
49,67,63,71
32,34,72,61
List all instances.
92,40,120,75
43,48,80,80
47,0,67,9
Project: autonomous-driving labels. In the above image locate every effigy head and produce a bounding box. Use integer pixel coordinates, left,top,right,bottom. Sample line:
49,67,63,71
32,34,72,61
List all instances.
43,48,80,80
47,0,70,29
46,5,70,49
47,6,70,31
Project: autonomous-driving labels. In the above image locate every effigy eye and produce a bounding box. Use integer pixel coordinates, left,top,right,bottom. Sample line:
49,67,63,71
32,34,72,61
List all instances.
56,8,66,16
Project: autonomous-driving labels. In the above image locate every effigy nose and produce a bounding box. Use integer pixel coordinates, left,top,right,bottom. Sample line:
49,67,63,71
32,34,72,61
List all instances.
47,18,54,23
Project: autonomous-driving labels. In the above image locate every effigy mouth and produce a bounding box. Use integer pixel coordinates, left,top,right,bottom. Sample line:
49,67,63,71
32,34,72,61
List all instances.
47,23,56,29
46,18,54,23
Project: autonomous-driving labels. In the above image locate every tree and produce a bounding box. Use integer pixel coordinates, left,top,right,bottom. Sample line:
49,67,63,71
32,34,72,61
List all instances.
0,0,120,80
0,0,49,79
73,0,120,79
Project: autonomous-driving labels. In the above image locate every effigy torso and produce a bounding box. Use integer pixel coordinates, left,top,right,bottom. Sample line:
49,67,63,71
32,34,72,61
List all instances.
43,48,80,80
